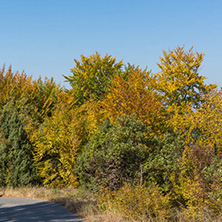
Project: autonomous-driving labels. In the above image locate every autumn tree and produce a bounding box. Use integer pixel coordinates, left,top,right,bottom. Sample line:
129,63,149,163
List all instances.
31,77,64,119
0,65,33,110
0,65,64,120
156,46,217,108
167,89,222,150
101,68,163,135
32,95,79,188
188,89,222,149
63,52,123,105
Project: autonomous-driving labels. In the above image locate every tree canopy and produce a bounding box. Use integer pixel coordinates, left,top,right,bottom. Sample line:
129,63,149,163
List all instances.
63,52,123,105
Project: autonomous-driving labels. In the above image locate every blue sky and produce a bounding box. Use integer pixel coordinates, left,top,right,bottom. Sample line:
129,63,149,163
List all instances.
1,0,222,88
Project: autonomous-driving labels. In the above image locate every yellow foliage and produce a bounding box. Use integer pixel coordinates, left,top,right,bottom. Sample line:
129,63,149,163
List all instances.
33,102,79,188
190,90,222,148
0,66,33,109
97,184,172,221
170,143,219,219
155,46,217,144
167,89,222,148
156,46,217,108
74,98,105,139
0,65,64,120
64,52,123,105
32,93,103,188
101,69,164,136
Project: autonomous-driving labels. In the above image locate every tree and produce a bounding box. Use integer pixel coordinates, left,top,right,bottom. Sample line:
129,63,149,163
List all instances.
188,89,222,150
167,89,222,149
63,52,123,105
145,131,184,191
101,69,164,135
156,46,217,108
76,115,149,191
33,101,79,188
0,65,33,110
31,76,64,119
0,99,38,187
0,65,64,120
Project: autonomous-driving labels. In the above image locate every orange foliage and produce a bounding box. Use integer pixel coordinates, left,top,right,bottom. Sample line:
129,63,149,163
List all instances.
101,69,164,135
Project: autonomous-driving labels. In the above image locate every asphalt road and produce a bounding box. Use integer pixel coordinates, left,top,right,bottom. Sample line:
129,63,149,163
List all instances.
0,197,84,222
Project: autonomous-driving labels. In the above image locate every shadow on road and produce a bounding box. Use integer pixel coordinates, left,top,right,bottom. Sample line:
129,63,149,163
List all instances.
0,199,84,222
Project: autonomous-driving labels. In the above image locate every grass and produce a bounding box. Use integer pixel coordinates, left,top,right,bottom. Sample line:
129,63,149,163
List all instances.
0,186,126,222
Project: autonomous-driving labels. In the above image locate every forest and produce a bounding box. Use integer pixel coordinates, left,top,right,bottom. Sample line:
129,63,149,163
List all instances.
0,46,222,221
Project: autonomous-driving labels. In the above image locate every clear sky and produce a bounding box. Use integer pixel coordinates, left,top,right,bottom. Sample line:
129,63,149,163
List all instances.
1,0,222,88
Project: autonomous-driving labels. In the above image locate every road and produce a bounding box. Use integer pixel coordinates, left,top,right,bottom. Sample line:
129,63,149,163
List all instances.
0,197,84,222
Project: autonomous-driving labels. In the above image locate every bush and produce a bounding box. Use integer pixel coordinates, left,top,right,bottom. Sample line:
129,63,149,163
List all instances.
145,131,184,192
97,184,172,221
76,115,149,191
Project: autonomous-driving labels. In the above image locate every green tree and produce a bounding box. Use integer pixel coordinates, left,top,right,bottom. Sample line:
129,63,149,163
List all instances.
145,131,184,192
76,115,149,191
0,99,38,187
63,52,123,105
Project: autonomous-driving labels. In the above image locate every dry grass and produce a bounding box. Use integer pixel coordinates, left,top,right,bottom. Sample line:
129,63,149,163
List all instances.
85,213,126,222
